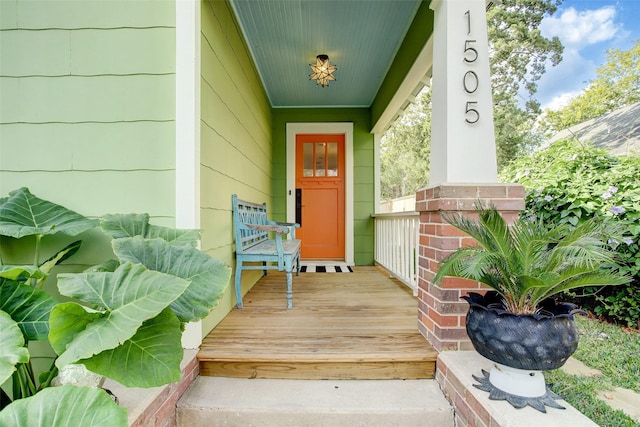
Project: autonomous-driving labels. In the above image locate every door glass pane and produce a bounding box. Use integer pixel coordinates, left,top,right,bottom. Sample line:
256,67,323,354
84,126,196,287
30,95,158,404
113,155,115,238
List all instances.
327,142,338,176
303,143,313,176
315,143,326,176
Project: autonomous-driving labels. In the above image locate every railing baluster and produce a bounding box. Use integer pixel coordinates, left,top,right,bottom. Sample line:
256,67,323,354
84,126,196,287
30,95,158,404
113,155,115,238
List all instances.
372,212,419,295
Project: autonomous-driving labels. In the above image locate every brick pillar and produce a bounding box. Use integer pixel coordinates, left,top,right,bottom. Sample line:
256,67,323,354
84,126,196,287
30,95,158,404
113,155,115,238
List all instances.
416,184,525,351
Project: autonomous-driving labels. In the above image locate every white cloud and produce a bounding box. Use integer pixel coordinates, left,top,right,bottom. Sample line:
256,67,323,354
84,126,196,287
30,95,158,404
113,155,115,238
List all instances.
543,90,582,111
540,6,620,48
537,48,595,110
535,5,624,110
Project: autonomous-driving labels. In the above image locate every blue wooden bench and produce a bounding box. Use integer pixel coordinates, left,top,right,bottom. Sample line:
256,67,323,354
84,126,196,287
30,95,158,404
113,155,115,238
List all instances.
232,194,301,309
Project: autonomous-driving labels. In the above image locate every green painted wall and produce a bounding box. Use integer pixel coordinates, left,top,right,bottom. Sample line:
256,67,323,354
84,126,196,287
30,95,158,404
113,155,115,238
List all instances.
200,0,274,333
0,0,177,379
272,109,375,266
0,1,176,268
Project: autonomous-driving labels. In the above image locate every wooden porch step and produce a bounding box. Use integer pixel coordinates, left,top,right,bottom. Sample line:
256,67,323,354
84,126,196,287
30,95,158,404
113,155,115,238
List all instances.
198,266,437,380
198,333,436,379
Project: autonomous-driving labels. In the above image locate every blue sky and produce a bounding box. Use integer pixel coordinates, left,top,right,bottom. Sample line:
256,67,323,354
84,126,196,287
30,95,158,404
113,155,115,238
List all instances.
535,0,640,111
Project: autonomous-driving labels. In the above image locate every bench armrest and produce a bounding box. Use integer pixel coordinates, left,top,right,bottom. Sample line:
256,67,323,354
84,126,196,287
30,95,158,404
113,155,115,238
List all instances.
245,223,290,235
272,221,300,228
269,221,300,239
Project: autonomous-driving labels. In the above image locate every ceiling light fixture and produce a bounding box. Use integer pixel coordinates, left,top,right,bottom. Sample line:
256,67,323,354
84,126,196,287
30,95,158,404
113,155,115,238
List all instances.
309,54,336,87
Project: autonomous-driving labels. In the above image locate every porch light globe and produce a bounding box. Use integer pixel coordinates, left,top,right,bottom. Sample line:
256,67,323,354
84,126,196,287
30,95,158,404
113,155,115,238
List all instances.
309,54,337,87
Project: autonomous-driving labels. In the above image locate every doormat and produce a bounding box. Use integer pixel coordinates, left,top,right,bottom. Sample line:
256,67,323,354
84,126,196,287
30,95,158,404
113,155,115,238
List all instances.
300,263,353,273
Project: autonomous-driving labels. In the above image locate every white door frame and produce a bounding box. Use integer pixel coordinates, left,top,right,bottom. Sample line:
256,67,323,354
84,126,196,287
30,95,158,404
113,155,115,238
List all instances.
286,122,354,265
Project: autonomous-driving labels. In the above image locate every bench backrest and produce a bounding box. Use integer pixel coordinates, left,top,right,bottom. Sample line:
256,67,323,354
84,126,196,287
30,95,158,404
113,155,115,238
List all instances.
232,194,270,254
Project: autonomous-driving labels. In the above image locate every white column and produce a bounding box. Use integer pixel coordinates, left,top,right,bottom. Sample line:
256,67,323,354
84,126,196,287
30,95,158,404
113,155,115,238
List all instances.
176,0,202,349
373,133,381,213
429,0,498,185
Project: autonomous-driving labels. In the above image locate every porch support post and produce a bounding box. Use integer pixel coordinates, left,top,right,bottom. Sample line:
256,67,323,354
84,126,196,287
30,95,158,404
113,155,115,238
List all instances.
416,185,524,351
176,0,202,350
428,0,497,185
417,0,525,351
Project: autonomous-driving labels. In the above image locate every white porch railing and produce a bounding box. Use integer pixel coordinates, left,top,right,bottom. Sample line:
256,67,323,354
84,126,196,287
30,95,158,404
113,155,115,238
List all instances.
373,211,420,295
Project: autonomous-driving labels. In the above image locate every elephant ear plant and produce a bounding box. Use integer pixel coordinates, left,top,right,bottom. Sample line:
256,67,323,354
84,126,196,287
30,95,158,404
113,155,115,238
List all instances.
0,188,231,426
0,188,99,403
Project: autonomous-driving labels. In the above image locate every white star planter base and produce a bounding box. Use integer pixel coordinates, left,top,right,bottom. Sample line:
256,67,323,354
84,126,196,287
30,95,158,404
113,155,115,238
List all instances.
473,363,566,413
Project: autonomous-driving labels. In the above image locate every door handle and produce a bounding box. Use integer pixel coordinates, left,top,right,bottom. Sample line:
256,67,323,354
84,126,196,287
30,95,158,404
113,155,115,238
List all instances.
295,188,302,226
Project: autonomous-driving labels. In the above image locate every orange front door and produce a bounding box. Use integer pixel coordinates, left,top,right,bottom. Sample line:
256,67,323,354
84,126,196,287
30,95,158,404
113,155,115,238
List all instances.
295,134,345,259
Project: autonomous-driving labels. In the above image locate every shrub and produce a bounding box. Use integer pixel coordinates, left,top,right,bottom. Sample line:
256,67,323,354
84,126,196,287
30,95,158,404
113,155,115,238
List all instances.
501,139,640,327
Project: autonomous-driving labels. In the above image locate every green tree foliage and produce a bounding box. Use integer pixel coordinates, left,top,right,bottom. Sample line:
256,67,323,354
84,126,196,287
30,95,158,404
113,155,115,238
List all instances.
543,40,640,131
380,1,563,199
493,96,547,166
380,89,431,200
501,140,640,326
488,0,563,105
488,0,564,167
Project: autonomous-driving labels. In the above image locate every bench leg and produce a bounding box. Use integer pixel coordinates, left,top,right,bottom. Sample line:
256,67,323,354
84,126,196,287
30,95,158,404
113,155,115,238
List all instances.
262,261,268,277
235,260,243,309
286,269,293,309
295,254,300,276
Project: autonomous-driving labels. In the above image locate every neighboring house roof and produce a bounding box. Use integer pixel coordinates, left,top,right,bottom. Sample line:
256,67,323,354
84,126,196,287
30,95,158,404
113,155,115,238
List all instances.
545,102,640,155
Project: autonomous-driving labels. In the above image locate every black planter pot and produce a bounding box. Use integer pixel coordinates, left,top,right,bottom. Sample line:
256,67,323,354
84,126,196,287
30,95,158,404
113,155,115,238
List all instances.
462,291,585,371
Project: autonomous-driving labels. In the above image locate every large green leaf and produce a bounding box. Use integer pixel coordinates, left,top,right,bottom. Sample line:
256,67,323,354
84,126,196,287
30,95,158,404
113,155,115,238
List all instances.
113,237,231,322
0,187,99,239
100,213,201,246
48,303,102,357
100,213,150,239
0,310,30,386
0,385,127,427
83,259,120,273
81,307,183,387
0,266,46,282
0,280,58,341
52,262,190,368
146,224,202,247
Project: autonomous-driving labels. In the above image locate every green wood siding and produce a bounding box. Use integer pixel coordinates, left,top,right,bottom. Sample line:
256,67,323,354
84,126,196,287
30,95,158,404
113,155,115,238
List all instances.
0,0,177,276
272,108,375,265
0,1,176,225
200,0,273,331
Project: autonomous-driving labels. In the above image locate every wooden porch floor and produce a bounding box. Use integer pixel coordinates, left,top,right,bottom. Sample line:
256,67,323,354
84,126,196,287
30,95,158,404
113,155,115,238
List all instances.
198,266,437,380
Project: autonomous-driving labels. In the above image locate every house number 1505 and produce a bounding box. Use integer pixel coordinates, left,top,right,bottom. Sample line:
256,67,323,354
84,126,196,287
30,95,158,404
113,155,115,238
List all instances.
463,10,479,124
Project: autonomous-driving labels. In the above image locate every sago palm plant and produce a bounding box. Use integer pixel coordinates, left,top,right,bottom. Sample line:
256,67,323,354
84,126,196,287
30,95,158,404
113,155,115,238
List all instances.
434,204,630,314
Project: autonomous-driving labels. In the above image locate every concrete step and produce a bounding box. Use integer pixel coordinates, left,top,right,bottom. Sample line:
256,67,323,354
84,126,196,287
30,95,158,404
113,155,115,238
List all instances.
177,377,454,427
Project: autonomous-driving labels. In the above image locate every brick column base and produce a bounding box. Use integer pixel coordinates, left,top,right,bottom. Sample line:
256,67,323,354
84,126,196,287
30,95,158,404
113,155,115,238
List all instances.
415,184,525,351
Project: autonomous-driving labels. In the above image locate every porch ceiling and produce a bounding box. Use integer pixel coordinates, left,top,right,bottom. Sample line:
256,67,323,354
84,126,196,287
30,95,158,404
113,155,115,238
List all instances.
229,0,425,109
